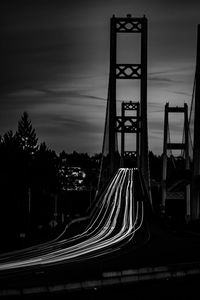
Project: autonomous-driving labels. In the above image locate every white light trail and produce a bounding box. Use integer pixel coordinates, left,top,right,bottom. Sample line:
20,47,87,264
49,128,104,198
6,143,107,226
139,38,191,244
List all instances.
0,168,144,271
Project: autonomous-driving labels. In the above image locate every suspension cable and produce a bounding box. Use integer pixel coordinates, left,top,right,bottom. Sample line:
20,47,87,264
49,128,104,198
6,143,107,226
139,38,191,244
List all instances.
96,77,111,197
188,72,196,158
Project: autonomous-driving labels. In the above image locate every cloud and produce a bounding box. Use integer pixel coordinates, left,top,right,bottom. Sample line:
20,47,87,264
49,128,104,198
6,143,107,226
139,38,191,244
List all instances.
34,112,104,154
149,76,175,84
1,0,199,155
170,90,192,97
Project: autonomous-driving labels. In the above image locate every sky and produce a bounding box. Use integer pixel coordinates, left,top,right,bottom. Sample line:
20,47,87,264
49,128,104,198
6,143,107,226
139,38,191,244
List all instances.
1,0,200,155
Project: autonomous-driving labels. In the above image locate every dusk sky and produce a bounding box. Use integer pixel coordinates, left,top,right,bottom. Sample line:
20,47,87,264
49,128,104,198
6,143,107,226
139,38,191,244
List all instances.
1,0,200,155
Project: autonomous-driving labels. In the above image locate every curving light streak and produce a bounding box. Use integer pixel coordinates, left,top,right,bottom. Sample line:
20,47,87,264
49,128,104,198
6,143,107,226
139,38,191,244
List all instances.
0,168,144,271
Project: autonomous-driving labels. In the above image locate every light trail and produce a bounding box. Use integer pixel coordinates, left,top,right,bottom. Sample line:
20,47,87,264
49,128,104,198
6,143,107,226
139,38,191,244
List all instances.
0,168,144,271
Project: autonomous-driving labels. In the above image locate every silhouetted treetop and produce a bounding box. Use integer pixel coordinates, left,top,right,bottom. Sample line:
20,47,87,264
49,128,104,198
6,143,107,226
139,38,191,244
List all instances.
16,112,38,155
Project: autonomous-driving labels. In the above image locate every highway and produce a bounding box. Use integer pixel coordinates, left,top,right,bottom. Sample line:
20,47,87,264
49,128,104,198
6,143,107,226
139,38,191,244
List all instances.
0,168,144,273
1,167,200,298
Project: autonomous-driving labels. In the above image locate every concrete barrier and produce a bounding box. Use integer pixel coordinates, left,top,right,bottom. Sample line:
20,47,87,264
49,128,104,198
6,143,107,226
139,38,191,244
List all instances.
1,261,200,296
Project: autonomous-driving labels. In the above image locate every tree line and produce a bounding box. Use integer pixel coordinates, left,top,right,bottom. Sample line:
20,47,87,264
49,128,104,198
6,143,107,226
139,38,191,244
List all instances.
0,112,100,252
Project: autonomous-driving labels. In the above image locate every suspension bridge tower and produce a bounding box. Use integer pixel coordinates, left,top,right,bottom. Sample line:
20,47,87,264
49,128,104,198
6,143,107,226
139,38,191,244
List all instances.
161,24,200,222
161,103,190,219
107,14,151,198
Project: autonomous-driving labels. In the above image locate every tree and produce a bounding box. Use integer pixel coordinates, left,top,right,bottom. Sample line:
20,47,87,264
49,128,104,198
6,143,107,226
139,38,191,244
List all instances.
32,142,59,193
149,151,162,181
0,129,26,248
16,112,38,155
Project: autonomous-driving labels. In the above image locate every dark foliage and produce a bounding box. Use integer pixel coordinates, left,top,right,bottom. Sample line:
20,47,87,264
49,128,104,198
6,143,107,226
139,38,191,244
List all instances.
0,113,101,252
149,151,162,181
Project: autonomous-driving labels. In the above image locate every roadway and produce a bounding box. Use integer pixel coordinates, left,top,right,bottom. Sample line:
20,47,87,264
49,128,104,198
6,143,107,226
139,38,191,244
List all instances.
0,167,200,297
